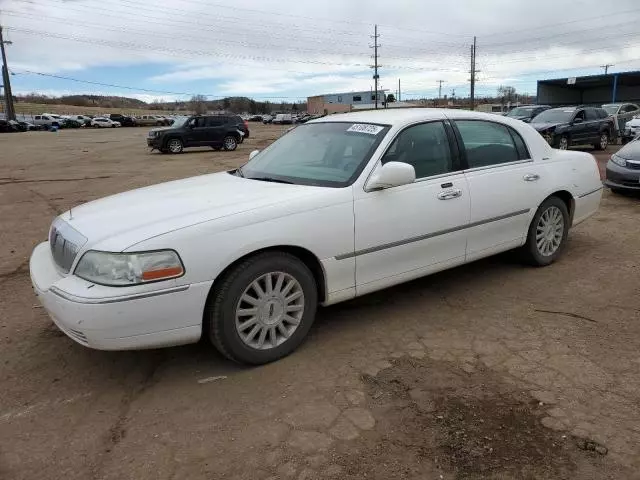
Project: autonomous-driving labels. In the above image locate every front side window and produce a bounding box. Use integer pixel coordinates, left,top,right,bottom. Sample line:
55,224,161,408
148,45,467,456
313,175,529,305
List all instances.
381,122,454,178
623,105,638,113
585,109,599,121
573,110,586,122
189,117,206,128
240,122,389,187
455,120,521,168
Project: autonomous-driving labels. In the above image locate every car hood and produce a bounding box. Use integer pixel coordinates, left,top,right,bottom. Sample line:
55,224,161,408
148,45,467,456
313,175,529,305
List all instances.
616,141,640,160
149,126,175,134
508,115,530,121
531,122,563,131
61,172,330,250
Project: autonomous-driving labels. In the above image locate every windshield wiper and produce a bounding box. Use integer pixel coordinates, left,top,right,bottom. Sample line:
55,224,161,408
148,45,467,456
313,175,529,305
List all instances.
249,176,294,184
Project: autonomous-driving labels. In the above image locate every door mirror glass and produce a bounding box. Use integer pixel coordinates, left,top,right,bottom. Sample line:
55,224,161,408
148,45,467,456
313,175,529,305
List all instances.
367,162,416,190
249,149,260,160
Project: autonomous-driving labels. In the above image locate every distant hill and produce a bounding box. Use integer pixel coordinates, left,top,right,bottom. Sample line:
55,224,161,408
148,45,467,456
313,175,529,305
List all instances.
16,94,148,109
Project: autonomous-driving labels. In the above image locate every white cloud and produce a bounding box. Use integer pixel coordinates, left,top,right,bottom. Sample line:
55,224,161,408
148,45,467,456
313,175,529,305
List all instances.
3,0,640,99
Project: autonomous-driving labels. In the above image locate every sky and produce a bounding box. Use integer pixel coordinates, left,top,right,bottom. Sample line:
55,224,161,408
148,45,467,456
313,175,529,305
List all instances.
2,0,640,103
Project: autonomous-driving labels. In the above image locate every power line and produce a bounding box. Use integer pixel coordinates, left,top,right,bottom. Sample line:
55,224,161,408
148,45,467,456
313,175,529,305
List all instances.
601,64,614,74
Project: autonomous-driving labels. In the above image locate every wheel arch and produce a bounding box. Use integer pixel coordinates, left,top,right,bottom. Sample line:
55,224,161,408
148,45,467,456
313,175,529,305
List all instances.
202,245,327,331
543,190,575,225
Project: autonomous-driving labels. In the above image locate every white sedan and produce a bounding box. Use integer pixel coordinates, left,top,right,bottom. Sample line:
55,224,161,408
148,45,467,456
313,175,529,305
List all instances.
30,109,602,364
91,117,121,128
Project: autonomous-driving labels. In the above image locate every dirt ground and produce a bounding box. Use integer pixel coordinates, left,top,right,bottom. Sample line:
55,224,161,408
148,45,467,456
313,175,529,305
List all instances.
1,124,639,480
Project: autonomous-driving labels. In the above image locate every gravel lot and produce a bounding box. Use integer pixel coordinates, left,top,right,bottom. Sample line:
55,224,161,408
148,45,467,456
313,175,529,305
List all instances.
1,125,639,480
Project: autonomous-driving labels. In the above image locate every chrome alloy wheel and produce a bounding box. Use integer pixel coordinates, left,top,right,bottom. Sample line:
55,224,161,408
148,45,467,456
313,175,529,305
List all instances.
168,139,182,153
235,272,305,350
536,206,564,256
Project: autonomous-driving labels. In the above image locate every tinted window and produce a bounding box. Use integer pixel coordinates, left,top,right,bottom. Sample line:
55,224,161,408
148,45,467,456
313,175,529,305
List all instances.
35,116,41,120
532,109,574,123
189,117,205,128
623,105,638,113
456,120,519,168
381,122,454,178
510,129,530,159
206,117,225,127
585,109,599,121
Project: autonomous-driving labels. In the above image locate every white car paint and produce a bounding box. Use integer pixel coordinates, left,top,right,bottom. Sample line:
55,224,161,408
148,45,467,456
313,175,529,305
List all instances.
30,109,602,353
91,118,121,128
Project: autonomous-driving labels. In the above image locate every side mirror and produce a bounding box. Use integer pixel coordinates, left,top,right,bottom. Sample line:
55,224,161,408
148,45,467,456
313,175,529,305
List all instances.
367,162,416,191
249,150,260,160
573,117,583,124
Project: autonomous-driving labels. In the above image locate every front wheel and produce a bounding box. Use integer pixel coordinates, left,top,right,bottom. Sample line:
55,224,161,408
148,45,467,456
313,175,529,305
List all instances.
207,252,318,364
594,132,609,150
520,197,570,266
223,135,238,151
166,138,183,154
556,135,569,150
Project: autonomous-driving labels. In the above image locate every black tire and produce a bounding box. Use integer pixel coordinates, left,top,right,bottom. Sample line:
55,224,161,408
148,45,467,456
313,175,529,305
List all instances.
520,196,570,266
223,135,238,151
165,138,183,154
594,131,609,150
207,252,318,365
611,188,627,195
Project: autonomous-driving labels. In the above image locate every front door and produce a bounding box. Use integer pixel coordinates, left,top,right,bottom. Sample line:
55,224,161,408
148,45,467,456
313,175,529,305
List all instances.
184,117,207,146
353,121,470,295
570,109,589,144
452,119,549,261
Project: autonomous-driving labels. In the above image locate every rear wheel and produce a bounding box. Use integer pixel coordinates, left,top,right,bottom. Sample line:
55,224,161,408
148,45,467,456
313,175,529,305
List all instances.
166,138,183,154
223,135,238,151
594,132,609,150
521,196,569,266
208,252,318,364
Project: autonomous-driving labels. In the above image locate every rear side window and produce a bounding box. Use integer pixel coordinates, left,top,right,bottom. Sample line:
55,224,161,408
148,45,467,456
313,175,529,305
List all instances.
623,105,638,113
205,117,225,127
585,109,599,121
35,116,41,120
455,120,521,168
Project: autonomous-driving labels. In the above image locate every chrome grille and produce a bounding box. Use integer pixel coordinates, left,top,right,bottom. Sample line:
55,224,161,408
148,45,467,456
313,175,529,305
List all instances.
49,219,87,273
626,161,640,170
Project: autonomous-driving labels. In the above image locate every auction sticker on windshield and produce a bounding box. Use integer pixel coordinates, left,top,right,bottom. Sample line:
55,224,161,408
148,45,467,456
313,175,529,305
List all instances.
347,124,385,135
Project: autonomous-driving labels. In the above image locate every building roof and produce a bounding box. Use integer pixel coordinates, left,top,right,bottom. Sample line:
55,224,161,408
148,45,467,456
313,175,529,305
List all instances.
538,70,640,88
310,89,388,98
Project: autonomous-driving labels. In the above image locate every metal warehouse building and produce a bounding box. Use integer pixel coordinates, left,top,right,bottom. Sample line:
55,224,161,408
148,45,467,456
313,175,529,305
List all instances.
537,70,640,106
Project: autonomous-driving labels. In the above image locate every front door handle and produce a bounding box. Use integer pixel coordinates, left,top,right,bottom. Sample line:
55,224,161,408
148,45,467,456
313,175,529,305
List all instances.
437,189,462,200
523,173,540,182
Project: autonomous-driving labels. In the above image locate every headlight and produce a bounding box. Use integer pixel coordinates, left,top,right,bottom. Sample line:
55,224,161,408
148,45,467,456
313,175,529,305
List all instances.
610,154,627,167
75,250,184,286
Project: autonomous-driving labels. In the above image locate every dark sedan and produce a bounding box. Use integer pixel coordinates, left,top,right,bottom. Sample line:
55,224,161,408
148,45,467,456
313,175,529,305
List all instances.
505,105,550,123
604,140,640,194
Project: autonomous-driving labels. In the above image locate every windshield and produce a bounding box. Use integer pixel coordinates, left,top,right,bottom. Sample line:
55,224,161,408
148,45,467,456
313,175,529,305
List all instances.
602,105,619,115
532,109,574,123
240,122,390,187
507,107,536,117
171,117,190,128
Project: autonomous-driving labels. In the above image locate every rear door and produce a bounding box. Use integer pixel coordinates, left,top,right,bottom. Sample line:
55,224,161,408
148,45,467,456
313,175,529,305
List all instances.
453,119,550,261
204,116,227,144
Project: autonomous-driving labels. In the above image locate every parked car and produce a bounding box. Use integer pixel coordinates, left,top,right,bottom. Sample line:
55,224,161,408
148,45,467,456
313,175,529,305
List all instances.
273,113,293,125
67,115,91,126
31,109,602,364
109,114,136,127
135,115,166,126
530,106,613,150
0,119,19,133
622,115,640,143
32,115,60,128
505,105,551,123
262,114,274,124
146,114,245,153
61,118,84,129
602,103,639,141
18,121,38,131
91,117,121,128
248,115,263,122
604,139,640,194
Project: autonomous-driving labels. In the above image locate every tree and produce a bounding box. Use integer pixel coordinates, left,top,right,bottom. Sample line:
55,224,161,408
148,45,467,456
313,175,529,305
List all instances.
292,102,298,112
222,97,231,111
249,100,258,115
386,93,396,103
497,85,517,105
190,94,208,114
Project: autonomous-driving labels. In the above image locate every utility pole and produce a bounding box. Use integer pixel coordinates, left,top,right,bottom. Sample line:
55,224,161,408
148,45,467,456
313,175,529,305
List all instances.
398,78,401,102
437,80,445,102
601,64,614,74
470,36,477,111
0,25,16,121
370,25,381,109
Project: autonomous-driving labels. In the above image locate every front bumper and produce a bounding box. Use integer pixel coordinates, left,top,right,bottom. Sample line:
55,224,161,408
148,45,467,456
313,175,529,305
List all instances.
29,242,209,350
604,161,640,190
147,137,162,148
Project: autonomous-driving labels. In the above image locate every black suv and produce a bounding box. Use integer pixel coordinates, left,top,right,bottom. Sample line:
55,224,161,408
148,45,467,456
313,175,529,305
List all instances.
147,115,246,154
109,114,136,127
530,106,614,150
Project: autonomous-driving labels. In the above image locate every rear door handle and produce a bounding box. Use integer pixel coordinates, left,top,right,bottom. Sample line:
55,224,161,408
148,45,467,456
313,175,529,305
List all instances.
437,189,462,200
523,173,540,182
